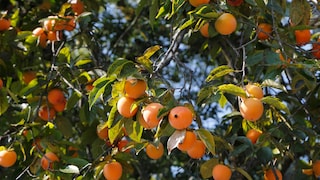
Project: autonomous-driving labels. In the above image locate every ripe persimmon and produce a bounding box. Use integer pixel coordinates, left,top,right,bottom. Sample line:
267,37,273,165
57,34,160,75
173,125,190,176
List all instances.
117,96,138,118
246,129,262,144
48,88,66,105
214,13,237,35
212,164,232,180
103,161,123,180
41,152,59,170
240,98,264,122
53,99,66,112
142,103,164,129
146,142,164,160
47,31,59,41
137,111,152,129
302,168,313,176
168,106,193,130
32,27,45,37
64,16,76,31
0,149,17,167
257,23,272,40
177,130,197,151
22,71,37,84
187,139,206,159
124,78,147,99
312,38,320,59
71,0,85,15
313,160,320,177
264,168,282,180
189,0,210,7
117,139,130,153
295,29,311,46
38,33,47,48
0,18,10,31
38,105,56,121
97,124,109,140
245,84,263,99
0,78,3,89
200,22,210,38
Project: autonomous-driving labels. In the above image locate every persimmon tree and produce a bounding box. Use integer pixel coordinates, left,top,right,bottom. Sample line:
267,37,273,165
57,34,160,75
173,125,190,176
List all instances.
0,0,320,179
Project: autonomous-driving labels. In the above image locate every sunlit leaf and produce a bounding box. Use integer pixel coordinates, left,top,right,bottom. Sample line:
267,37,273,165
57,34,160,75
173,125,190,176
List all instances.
219,93,227,108
60,165,80,174
200,158,218,179
261,96,290,114
196,128,215,155
0,90,9,115
218,84,246,97
124,120,143,143
75,59,92,67
108,119,124,144
136,45,161,72
206,65,234,82
167,130,186,154
261,79,287,92
58,47,71,63
107,59,135,78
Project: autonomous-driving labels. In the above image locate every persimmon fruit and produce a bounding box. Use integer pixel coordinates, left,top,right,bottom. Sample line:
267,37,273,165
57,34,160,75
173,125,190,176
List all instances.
245,84,263,99
188,0,210,7
0,149,17,167
22,71,37,84
38,105,56,121
0,18,10,31
264,168,282,180
97,124,109,140
240,98,264,122
214,13,237,35
142,103,164,129
246,129,262,144
124,78,147,99
146,142,164,160
103,161,123,180
117,96,138,118
168,106,193,130
187,139,206,159
48,88,66,105
257,23,272,40
41,152,59,170
177,130,197,151
0,78,3,89
71,0,85,15
200,22,210,38
313,160,320,177
212,164,232,180
295,29,311,46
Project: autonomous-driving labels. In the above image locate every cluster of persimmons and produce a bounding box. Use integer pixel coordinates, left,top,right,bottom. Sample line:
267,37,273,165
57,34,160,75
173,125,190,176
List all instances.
32,0,84,48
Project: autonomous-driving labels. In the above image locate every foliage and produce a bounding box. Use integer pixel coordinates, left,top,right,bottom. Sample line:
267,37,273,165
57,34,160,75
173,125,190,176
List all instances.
0,0,320,179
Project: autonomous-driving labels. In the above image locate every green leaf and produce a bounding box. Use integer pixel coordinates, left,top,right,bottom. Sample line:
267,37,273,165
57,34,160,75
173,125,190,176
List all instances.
107,59,135,78
149,0,159,25
124,120,143,143
55,117,74,138
261,96,290,114
0,90,9,115
75,59,92,67
60,165,80,174
290,0,310,25
200,158,218,179
197,86,216,104
107,105,118,129
66,91,81,111
109,119,124,144
136,0,148,16
65,158,89,168
218,84,246,97
180,18,195,31
196,128,215,155
246,51,264,66
88,77,110,109
136,45,161,72
261,79,287,93
218,93,227,108
58,47,71,63
206,65,234,82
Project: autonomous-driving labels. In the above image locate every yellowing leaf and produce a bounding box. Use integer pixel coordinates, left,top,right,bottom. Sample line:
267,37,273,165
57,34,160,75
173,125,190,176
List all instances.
261,96,290,114
206,65,234,82
200,158,219,179
218,84,246,97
